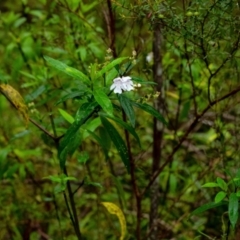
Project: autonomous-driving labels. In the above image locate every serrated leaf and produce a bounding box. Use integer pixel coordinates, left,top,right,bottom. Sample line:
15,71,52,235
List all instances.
44,56,90,85
202,182,219,188
0,84,29,126
215,191,227,203
229,193,238,228
58,108,74,124
100,116,130,172
118,94,135,127
96,57,127,78
102,202,126,240
131,101,167,125
99,113,141,148
93,88,113,115
217,177,228,192
190,201,227,217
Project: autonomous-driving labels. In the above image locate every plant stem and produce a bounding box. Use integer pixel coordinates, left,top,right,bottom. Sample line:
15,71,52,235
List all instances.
122,112,141,240
64,166,82,240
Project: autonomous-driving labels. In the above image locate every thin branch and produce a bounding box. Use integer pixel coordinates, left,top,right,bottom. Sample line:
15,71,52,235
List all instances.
142,85,240,196
64,167,82,240
29,118,58,140
122,111,141,240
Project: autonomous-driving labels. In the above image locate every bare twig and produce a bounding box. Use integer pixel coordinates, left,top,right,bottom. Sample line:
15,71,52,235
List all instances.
142,85,240,196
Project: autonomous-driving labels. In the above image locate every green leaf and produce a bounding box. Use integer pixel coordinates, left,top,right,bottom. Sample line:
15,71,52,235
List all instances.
55,90,87,105
131,76,156,85
93,88,113,115
81,117,101,139
217,177,228,192
99,126,111,159
100,116,130,172
99,112,141,148
85,128,109,159
229,193,239,228
202,182,219,188
59,129,82,168
58,108,74,124
118,94,135,127
86,181,103,189
236,191,240,197
235,169,240,187
58,101,99,169
131,101,167,125
77,151,89,164
190,201,227,217
96,57,127,78
215,191,227,203
106,68,118,85
44,56,90,85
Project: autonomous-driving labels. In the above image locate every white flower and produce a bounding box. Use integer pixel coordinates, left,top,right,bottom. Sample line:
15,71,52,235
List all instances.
110,76,134,94
146,52,153,63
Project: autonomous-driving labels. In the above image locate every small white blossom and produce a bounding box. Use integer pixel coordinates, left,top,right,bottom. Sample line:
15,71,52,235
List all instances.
146,52,153,63
110,76,134,94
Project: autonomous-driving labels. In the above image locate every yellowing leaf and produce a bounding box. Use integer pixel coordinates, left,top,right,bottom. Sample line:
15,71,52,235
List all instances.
101,202,126,240
0,84,29,126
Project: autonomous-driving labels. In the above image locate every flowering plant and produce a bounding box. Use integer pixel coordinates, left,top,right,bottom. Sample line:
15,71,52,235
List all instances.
110,76,134,94
44,56,166,172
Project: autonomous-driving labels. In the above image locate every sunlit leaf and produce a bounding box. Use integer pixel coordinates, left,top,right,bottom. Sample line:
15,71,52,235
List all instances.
217,177,228,192
96,57,127,78
44,56,90,85
202,182,219,188
102,202,126,240
214,191,227,203
0,84,29,126
93,88,113,115
58,108,74,124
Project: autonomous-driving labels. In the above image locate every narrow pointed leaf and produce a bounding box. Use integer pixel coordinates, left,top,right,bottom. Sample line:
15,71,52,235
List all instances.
118,94,135,127
100,116,130,172
58,101,99,168
44,56,90,85
202,182,219,188
99,113,141,148
58,108,74,124
131,101,167,125
93,88,113,115
101,202,126,240
217,177,228,192
86,129,109,160
96,57,127,78
190,201,227,217
214,191,227,203
229,193,238,228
